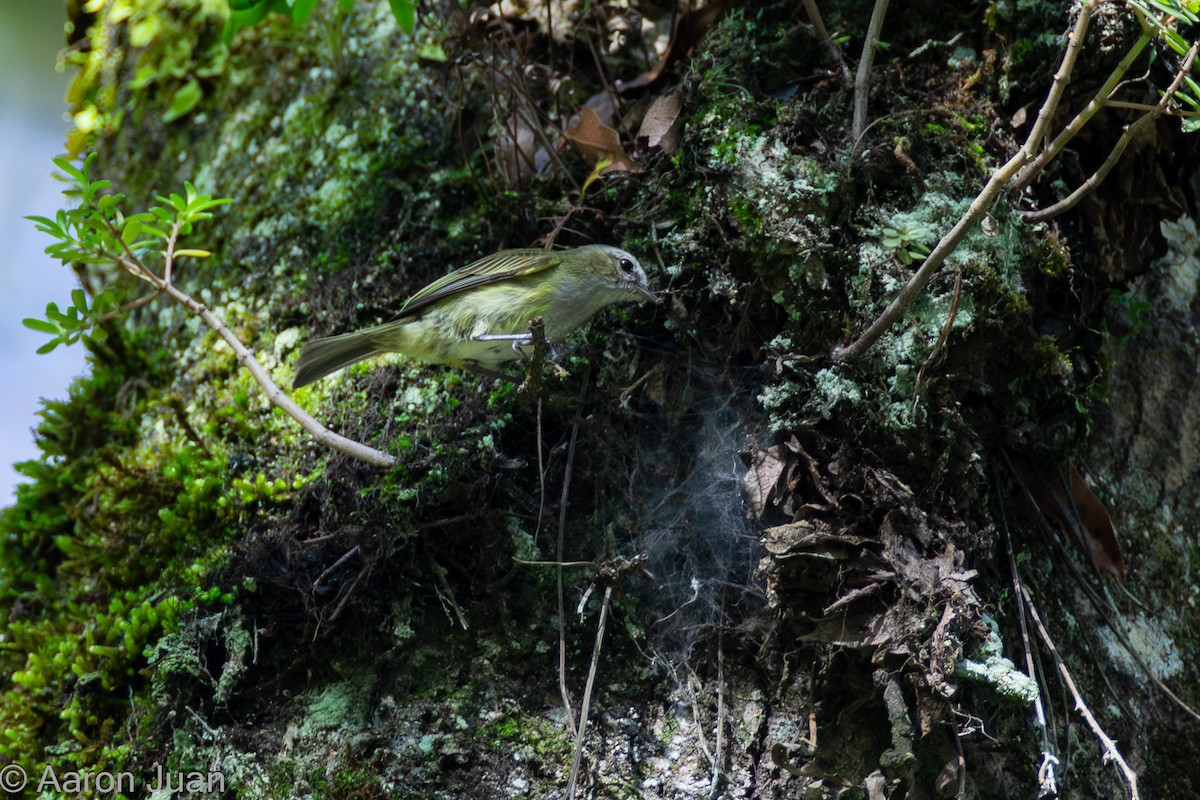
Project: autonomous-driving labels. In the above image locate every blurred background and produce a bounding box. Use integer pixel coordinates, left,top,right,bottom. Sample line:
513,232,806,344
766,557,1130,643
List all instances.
0,3,87,501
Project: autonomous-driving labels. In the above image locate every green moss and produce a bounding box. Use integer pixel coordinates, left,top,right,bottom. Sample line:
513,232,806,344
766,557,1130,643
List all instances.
310,767,385,800
65,0,230,152
479,713,571,763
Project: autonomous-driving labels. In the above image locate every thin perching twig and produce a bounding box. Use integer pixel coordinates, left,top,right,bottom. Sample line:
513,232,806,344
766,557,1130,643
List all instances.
558,423,581,738
801,0,850,79
709,631,726,798
100,219,396,468
996,468,1059,797
1013,20,1153,191
851,0,891,143
1023,39,1200,222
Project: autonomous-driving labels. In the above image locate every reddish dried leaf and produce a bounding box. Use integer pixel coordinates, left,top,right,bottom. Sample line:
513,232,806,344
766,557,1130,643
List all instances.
564,105,639,173
1010,454,1125,582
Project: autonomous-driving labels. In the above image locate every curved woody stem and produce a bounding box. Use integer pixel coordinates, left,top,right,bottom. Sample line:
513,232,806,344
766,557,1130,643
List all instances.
101,216,396,468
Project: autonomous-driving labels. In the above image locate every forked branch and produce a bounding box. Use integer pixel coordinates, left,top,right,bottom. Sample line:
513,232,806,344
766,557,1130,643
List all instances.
834,2,1098,360
101,216,396,469
1023,39,1200,221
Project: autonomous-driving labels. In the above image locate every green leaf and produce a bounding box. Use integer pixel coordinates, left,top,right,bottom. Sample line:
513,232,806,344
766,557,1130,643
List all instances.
222,2,273,43
186,196,233,216
71,289,88,313
337,0,355,10
1184,117,1200,132
26,215,65,238
292,0,318,24
163,79,203,123
389,0,416,34
52,155,85,184
22,318,59,335
36,339,62,354
122,219,142,244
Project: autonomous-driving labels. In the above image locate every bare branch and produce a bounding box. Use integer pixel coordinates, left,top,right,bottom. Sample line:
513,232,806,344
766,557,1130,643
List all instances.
834,0,1100,361
801,0,850,79
558,423,581,738
1023,39,1200,222
1013,25,1153,191
156,279,395,467
851,0,891,143
96,289,162,322
98,216,396,467
832,148,1029,361
1106,98,1200,118
1021,0,1099,159
566,585,613,800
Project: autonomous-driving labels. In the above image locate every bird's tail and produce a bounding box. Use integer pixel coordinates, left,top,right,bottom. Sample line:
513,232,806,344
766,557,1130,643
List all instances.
293,328,384,388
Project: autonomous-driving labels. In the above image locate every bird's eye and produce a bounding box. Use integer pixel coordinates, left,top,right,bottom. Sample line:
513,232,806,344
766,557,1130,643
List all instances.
619,258,636,274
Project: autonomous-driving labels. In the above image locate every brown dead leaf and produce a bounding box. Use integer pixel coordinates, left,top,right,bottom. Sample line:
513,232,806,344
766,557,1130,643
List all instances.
1009,453,1125,582
617,0,728,93
564,105,639,174
741,444,789,519
635,90,684,155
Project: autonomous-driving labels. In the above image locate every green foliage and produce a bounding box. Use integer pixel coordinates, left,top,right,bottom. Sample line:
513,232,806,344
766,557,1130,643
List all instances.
1127,0,1200,130
881,223,935,265
0,152,279,777
64,0,229,151
23,153,230,355
223,0,417,41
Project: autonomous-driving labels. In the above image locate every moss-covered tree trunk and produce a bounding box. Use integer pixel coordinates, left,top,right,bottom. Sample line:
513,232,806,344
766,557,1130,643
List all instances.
5,0,1200,797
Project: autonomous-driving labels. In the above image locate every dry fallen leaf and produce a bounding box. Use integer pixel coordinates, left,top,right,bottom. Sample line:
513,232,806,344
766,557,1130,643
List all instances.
741,444,790,519
635,90,684,155
617,0,728,93
1009,453,1125,582
564,105,640,175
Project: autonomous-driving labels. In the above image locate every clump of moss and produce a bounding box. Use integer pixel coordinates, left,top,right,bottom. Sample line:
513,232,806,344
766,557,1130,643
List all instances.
65,0,231,153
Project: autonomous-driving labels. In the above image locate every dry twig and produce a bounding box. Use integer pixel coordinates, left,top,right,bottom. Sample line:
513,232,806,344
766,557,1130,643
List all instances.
1023,39,1200,221
100,217,395,467
851,0,891,143
566,585,613,800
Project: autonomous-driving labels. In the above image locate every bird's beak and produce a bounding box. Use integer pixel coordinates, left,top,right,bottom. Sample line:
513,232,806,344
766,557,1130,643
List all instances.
634,284,660,303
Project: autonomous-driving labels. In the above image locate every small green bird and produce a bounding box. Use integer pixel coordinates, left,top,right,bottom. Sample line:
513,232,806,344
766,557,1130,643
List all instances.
293,245,657,388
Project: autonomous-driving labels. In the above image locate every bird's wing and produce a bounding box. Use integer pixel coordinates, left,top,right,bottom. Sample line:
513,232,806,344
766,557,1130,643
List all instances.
396,249,563,318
